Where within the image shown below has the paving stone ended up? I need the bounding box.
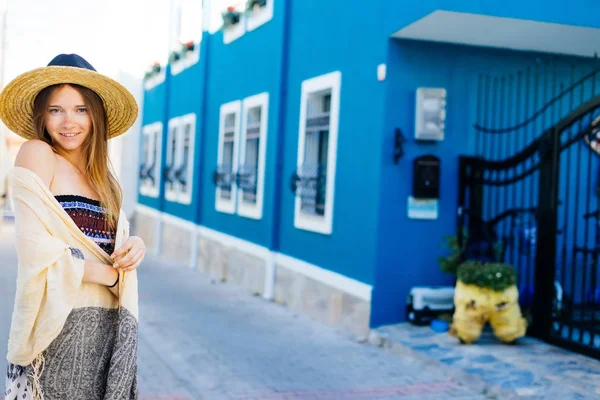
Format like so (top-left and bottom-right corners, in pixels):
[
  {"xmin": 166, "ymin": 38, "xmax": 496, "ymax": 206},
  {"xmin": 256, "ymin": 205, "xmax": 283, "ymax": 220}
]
[{"xmin": 375, "ymin": 321, "xmax": 600, "ymax": 399}]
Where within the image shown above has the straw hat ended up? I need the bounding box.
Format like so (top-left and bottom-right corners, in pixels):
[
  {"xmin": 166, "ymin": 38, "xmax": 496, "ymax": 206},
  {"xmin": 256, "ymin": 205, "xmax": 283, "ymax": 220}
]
[{"xmin": 0, "ymin": 53, "xmax": 138, "ymax": 140}]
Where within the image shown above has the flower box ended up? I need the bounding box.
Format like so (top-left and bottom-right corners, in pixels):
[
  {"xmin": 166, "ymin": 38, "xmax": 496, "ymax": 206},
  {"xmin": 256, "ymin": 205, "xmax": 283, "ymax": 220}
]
[
  {"xmin": 222, "ymin": 6, "xmax": 241, "ymax": 29},
  {"xmin": 144, "ymin": 62, "xmax": 162, "ymax": 81}
]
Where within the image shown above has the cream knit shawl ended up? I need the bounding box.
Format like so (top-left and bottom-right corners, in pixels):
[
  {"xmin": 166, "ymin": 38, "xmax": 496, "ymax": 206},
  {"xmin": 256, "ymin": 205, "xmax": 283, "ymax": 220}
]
[{"xmin": 6, "ymin": 166, "xmax": 139, "ymax": 399}]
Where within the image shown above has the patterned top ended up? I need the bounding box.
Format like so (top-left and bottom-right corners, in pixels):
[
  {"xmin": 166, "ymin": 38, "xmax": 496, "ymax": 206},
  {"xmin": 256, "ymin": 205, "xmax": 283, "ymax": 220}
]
[{"xmin": 54, "ymin": 194, "xmax": 116, "ymax": 256}]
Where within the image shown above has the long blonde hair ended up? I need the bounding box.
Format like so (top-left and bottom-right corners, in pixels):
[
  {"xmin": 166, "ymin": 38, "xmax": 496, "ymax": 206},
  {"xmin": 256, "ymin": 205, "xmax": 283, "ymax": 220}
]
[{"xmin": 32, "ymin": 83, "xmax": 122, "ymax": 231}]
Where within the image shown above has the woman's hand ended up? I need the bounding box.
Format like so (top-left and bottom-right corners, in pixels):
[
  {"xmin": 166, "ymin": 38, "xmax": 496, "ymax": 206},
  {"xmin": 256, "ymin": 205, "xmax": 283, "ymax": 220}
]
[
  {"xmin": 82, "ymin": 260, "xmax": 119, "ymax": 298},
  {"xmin": 83, "ymin": 260, "xmax": 119, "ymax": 286},
  {"xmin": 111, "ymin": 236, "xmax": 146, "ymax": 271}
]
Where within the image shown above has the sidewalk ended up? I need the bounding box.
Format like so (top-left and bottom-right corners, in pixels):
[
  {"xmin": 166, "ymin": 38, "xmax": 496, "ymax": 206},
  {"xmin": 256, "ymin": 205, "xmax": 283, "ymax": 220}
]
[
  {"xmin": 4, "ymin": 217, "xmax": 599, "ymax": 399},
  {"xmin": 0, "ymin": 224, "xmax": 485, "ymax": 400},
  {"xmin": 371, "ymin": 322, "xmax": 600, "ymax": 399}
]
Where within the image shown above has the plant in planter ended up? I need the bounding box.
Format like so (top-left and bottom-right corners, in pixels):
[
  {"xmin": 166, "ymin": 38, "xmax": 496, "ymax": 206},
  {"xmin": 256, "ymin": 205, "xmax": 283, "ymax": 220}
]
[
  {"xmin": 144, "ymin": 62, "xmax": 162, "ymax": 81},
  {"xmin": 246, "ymin": 0, "xmax": 267, "ymax": 12},
  {"xmin": 184, "ymin": 40, "xmax": 195, "ymax": 53},
  {"xmin": 438, "ymin": 231, "xmax": 528, "ymax": 344},
  {"xmin": 169, "ymin": 49, "xmax": 182, "ymax": 64},
  {"xmin": 169, "ymin": 41, "xmax": 196, "ymax": 64},
  {"xmin": 222, "ymin": 6, "xmax": 241, "ymax": 29}
]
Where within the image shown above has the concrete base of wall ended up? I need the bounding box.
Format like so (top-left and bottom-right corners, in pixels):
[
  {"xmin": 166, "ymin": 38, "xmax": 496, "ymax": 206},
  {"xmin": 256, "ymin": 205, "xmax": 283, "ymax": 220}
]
[
  {"xmin": 132, "ymin": 209, "xmax": 371, "ymax": 338},
  {"xmin": 161, "ymin": 221, "xmax": 194, "ymax": 267},
  {"xmin": 196, "ymin": 234, "xmax": 266, "ymax": 296},
  {"xmin": 132, "ymin": 211, "xmax": 158, "ymax": 254},
  {"xmin": 273, "ymin": 265, "xmax": 371, "ymax": 337}
]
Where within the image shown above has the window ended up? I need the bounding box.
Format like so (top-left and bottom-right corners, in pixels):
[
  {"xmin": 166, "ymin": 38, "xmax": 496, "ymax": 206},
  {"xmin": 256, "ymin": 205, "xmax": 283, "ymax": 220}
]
[
  {"xmin": 246, "ymin": 0, "xmax": 273, "ymax": 32},
  {"xmin": 164, "ymin": 114, "xmax": 197, "ymax": 204},
  {"xmin": 170, "ymin": 0, "xmax": 203, "ymax": 75},
  {"xmin": 215, "ymin": 101, "xmax": 241, "ymax": 213},
  {"xmin": 222, "ymin": 2, "xmax": 245, "ymax": 44},
  {"xmin": 139, "ymin": 122, "xmax": 163, "ymax": 198},
  {"xmin": 219, "ymin": 0, "xmax": 273, "ymax": 43},
  {"xmin": 237, "ymin": 93, "xmax": 268, "ymax": 219},
  {"xmin": 293, "ymin": 71, "xmax": 341, "ymax": 235},
  {"xmin": 214, "ymin": 95, "xmax": 269, "ymax": 217},
  {"xmin": 144, "ymin": 63, "xmax": 166, "ymax": 91}
]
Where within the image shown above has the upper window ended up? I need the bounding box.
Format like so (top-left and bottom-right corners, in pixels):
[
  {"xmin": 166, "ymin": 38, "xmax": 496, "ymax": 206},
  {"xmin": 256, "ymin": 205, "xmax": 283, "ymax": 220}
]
[
  {"xmin": 237, "ymin": 93, "xmax": 269, "ymax": 219},
  {"xmin": 144, "ymin": 62, "xmax": 166, "ymax": 91},
  {"xmin": 221, "ymin": 0, "xmax": 274, "ymax": 44},
  {"xmin": 164, "ymin": 114, "xmax": 197, "ymax": 205},
  {"xmin": 170, "ymin": 0, "xmax": 203, "ymax": 75},
  {"xmin": 246, "ymin": 0, "xmax": 273, "ymax": 32},
  {"xmin": 292, "ymin": 71, "xmax": 341, "ymax": 235},
  {"xmin": 221, "ymin": 2, "xmax": 245, "ymax": 44},
  {"xmin": 139, "ymin": 122, "xmax": 163, "ymax": 198}
]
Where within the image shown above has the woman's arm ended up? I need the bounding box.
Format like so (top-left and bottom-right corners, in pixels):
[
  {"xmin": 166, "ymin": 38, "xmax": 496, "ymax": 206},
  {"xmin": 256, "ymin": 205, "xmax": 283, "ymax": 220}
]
[{"xmin": 82, "ymin": 259, "xmax": 119, "ymax": 297}]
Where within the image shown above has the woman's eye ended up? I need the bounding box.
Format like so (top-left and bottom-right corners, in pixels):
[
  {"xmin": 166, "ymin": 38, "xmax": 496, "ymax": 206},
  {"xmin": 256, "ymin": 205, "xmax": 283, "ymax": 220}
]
[
  {"xmin": 49, "ymin": 109, "xmax": 60, "ymax": 114},
  {"xmin": 77, "ymin": 108, "xmax": 87, "ymax": 113}
]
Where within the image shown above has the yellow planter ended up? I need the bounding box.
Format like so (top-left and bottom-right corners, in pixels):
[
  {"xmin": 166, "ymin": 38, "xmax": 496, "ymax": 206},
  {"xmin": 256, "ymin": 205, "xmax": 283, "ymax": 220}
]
[{"xmin": 449, "ymin": 280, "xmax": 528, "ymax": 344}]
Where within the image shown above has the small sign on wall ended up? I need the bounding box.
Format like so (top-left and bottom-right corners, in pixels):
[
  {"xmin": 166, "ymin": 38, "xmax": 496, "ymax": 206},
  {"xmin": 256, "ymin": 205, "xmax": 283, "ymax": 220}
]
[{"xmin": 407, "ymin": 196, "xmax": 439, "ymax": 220}]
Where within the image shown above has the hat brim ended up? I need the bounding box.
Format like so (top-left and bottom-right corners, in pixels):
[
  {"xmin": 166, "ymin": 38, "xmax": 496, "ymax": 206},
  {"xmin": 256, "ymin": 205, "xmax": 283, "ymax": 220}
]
[{"xmin": 0, "ymin": 66, "xmax": 138, "ymax": 140}]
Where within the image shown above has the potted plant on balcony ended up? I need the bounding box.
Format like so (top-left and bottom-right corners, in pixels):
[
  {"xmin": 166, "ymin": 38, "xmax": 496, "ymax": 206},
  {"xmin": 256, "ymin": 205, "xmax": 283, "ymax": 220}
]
[
  {"xmin": 183, "ymin": 40, "xmax": 195, "ymax": 53},
  {"xmin": 222, "ymin": 6, "xmax": 241, "ymax": 29},
  {"xmin": 144, "ymin": 61, "xmax": 162, "ymax": 81},
  {"xmin": 169, "ymin": 49, "xmax": 182, "ymax": 64},
  {"xmin": 438, "ymin": 231, "xmax": 528, "ymax": 344}
]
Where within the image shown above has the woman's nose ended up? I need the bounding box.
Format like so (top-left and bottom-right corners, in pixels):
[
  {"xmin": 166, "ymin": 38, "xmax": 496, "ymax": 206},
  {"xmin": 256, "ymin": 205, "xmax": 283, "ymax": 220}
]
[{"xmin": 61, "ymin": 112, "xmax": 77, "ymax": 128}]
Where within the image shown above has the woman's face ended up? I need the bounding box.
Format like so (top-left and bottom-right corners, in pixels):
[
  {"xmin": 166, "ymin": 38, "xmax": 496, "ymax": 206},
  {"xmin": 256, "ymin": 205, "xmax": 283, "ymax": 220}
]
[{"xmin": 44, "ymin": 84, "xmax": 92, "ymax": 152}]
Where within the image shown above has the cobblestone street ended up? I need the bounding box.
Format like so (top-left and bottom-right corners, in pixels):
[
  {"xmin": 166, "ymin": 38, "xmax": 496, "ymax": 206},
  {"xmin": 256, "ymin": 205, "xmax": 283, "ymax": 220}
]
[{"xmin": 0, "ymin": 224, "xmax": 485, "ymax": 400}]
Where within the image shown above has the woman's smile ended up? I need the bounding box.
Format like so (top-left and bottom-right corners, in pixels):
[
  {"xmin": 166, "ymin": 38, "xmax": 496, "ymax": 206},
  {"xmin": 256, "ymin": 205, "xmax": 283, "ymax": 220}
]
[{"xmin": 59, "ymin": 132, "xmax": 80, "ymax": 138}]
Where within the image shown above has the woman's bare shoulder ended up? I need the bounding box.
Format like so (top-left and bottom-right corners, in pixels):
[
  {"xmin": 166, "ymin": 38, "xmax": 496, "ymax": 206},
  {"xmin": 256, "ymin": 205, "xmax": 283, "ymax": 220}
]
[{"xmin": 14, "ymin": 139, "xmax": 56, "ymax": 186}]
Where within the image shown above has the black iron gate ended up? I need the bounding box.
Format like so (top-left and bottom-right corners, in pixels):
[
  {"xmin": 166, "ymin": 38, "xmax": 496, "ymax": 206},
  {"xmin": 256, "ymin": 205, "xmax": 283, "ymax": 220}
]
[{"xmin": 458, "ymin": 56, "xmax": 600, "ymax": 358}]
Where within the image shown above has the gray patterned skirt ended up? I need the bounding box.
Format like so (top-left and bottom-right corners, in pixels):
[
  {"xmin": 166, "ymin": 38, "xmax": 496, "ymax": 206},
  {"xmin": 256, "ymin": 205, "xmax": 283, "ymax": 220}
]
[{"xmin": 4, "ymin": 306, "xmax": 138, "ymax": 400}]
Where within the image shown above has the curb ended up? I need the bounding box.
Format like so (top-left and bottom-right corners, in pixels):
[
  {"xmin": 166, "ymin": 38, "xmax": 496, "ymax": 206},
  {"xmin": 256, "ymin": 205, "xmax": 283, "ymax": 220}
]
[{"xmin": 362, "ymin": 329, "xmax": 522, "ymax": 400}]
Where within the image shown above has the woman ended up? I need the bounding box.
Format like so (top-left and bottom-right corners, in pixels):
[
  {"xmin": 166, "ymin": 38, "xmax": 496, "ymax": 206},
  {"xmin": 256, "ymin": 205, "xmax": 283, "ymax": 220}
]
[{"xmin": 1, "ymin": 54, "xmax": 144, "ymax": 399}]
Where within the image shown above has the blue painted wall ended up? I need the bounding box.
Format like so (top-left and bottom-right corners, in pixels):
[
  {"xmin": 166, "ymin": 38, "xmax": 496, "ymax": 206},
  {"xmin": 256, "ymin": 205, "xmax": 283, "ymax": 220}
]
[
  {"xmin": 163, "ymin": 55, "xmax": 205, "ymax": 223},
  {"xmin": 138, "ymin": 0, "xmax": 600, "ymax": 327},
  {"xmin": 199, "ymin": 4, "xmax": 286, "ymax": 247},
  {"xmin": 274, "ymin": 0, "xmax": 389, "ymax": 285},
  {"xmin": 138, "ymin": 81, "xmax": 168, "ymax": 210},
  {"xmin": 370, "ymin": 38, "xmax": 600, "ymax": 327}
]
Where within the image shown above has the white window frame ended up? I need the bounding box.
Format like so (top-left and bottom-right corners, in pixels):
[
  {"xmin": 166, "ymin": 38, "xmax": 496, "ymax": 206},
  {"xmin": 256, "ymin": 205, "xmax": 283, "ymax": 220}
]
[
  {"xmin": 237, "ymin": 92, "xmax": 269, "ymax": 220},
  {"xmin": 246, "ymin": 0, "xmax": 274, "ymax": 32},
  {"xmin": 177, "ymin": 113, "xmax": 197, "ymax": 205},
  {"xmin": 139, "ymin": 122, "xmax": 163, "ymax": 198},
  {"xmin": 294, "ymin": 71, "xmax": 341, "ymax": 235},
  {"xmin": 215, "ymin": 100, "xmax": 242, "ymax": 214},
  {"xmin": 165, "ymin": 118, "xmax": 181, "ymax": 203}
]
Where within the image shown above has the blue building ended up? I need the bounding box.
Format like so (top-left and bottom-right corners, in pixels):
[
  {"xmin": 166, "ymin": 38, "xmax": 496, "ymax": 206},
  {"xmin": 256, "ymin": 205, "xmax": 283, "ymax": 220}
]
[{"xmin": 135, "ymin": 0, "xmax": 600, "ymax": 355}]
